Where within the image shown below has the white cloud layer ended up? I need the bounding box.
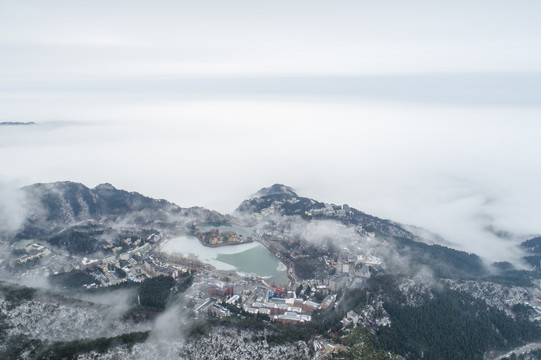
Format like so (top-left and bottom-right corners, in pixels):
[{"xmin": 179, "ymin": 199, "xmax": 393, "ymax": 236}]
[
  {"xmin": 1, "ymin": 0, "xmax": 541, "ymax": 79},
  {"xmin": 1, "ymin": 97, "xmax": 540, "ymax": 263},
  {"xmin": 1, "ymin": 1, "xmax": 541, "ymax": 263}
]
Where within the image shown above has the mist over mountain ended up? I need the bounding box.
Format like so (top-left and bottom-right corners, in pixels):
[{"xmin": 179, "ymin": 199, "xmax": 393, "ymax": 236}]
[
  {"xmin": 250, "ymin": 184, "xmax": 298, "ymax": 199},
  {"xmin": 240, "ymin": 184, "xmax": 428, "ymax": 240},
  {"xmin": 1, "ymin": 181, "xmax": 541, "ymax": 360},
  {"xmin": 23, "ymin": 181, "xmax": 228, "ymax": 223},
  {"xmin": 2, "ymin": 1, "xmax": 541, "ymax": 358},
  {"xmin": 6, "ymin": 180, "xmax": 539, "ymax": 280},
  {"xmin": 18, "ymin": 181, "xmax": 226, "ymax": 234},
  {"xmin": 8, "ymin": 181, "xmax": 536, "ymax": 274}
]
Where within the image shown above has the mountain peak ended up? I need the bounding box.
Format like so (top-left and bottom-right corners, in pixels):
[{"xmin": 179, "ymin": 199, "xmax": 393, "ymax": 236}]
[
  {"xmin": 252, "ymin": 184, "xmax": 298, "ymax": 198},
  {"xmin": 93, "ymin": 183, "xmax": 117, "ymax": 191}
]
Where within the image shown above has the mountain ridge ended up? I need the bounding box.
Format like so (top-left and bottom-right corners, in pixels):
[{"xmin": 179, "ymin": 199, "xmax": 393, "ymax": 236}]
[
  {"xmin": 12, "ymin": 180, "xmax": 540, "ymax": 276},
  {"xmin": 16, "ymin": 181, "xmax": 227, "ymax": 243},
  {"xmin": 2, "ymin": 180, "xmax": 541, "ymax": 360}
]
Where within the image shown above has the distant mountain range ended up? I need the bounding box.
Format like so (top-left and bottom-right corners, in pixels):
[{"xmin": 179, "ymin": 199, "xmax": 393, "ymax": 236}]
[
  {"xmin": 0, "ymin": 121, "xmax": 35, "ymax": 126},
  {"xmin": 12, "ymin": 181, "xmax": 539, "ymax": 279}
]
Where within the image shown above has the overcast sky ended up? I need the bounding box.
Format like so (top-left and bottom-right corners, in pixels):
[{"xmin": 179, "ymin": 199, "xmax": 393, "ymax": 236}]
[{"xmin": 1, "ymin": 0, "xmax": 541, "ymax": 263}]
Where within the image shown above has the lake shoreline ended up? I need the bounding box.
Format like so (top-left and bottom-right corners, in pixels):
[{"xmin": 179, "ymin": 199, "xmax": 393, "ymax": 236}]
[
  {"xmin": 160, "ymin": 234, "xmax": 289, "ymax": 285},
  {"xmin": 196, "ymin": 237, "xmax": 254, "ymax": 248}
]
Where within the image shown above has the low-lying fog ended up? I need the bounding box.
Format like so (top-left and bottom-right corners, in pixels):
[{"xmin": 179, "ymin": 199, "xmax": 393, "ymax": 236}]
[{"xmin": 2, "ymin": 94, "xmax": 540, "ymax": 263}]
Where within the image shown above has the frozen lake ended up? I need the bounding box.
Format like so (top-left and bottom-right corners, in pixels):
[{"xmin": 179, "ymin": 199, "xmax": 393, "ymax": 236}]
[{"xmin": 161, "ymin": 235, "xmax": 288, "ymax": 286}]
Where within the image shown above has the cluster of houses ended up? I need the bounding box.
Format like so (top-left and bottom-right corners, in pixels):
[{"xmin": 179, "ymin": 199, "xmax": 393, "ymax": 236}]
[
  {"xmin": 12, "ymin": 243, "xmax": 51, "ymax": 265},
  {"xmin": 197, "ymin": 229, "xmax": 254, "ymax": 246},
  {"xmin": 244, "ymin": 297, "xmax": 319, "ymax": 324},
  {"xmin": 305, "ymin": 204, "xmax": 352, "ymax": 217},
  {"xmin": 191, "ymin": 278, "xmax": 334, "ymax": 324}
]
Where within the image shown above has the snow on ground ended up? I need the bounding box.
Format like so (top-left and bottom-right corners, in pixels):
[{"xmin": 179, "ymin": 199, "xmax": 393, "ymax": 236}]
[
  {"xmin": 443, "ymin": 279, "xmax": 532, "ymax": 311},
  {"xmin": 0, "ymin": 295, "xmax": 151, "ymax": 342},
  {"xmin": 78, "ymin": 327, "xmax": 310, "ymax": 360}
]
